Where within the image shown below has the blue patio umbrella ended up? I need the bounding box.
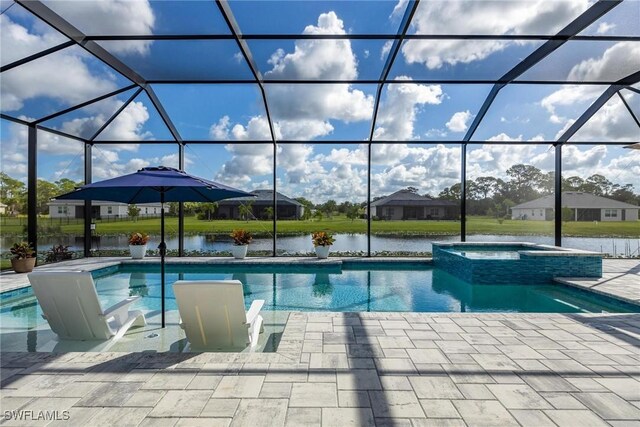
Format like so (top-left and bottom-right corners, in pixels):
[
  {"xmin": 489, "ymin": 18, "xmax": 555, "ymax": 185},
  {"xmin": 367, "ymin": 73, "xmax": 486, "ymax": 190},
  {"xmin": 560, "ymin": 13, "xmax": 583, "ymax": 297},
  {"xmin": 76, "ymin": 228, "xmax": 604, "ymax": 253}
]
[{"xmin": 55, "ymin": 166, "xmax": 255, "ymax": 327}]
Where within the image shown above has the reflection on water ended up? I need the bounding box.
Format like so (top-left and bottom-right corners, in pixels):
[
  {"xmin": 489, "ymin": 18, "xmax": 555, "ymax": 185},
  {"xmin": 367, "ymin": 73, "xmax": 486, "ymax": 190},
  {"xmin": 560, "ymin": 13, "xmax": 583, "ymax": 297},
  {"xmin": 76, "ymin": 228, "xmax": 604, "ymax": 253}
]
[{"xmin": 2, "ymin": 233, "xmax": 637, "ymax": 256}]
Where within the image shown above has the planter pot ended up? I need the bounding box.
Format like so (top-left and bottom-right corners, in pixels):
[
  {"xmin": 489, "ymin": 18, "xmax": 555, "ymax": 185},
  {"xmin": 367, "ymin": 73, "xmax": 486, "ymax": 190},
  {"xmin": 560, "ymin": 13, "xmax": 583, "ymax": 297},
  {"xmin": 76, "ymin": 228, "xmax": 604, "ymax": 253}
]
[
  {"xmin": 129, "ymin": 245, "xmax": 147, "ymax": 259},
  {"xmin": 231, "ymin": 244, "xmax": 249, "ymax": 259},
  {"xmin": 315, "ymin": 245, "xmax": 331, "ymax": 259},
  {"xmin": 11, "ymin": 257, "xmax": 36, "ymax": 273}
]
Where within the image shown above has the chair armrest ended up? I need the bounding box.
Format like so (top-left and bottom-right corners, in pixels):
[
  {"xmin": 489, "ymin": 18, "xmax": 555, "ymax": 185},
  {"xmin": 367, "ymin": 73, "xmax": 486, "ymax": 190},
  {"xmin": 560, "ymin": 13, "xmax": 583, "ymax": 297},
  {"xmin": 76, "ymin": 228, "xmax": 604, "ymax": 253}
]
[
  {"xmin": 103, "ymin": 296, "xmax": 140, "ymax": 323},
  {"xmin": 245, "ymin": 300, "xmax": 265, "ymax": 326}
]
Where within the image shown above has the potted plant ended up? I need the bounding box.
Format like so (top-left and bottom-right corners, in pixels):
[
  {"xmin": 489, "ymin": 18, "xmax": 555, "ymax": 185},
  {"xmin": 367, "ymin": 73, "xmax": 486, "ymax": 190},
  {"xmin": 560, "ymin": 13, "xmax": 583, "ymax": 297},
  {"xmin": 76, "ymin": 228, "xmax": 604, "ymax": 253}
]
[
  {"xmin": 230, "ymin": 229, "xmax": 252, "ymax": 259},
  {"xmin": 10, "ymin": 242, "xmax": 36, "ymax": 273},
  {"xmin": 312, "ymin": 231, "xmax": 335, "ymax": 259},
  {"xmin": 45, "ymin": 245, "xmax": 73, "ymax": 263},
  {"xmin": 128, "ymin": 232, "xmax": 149, "ymax": 259}
]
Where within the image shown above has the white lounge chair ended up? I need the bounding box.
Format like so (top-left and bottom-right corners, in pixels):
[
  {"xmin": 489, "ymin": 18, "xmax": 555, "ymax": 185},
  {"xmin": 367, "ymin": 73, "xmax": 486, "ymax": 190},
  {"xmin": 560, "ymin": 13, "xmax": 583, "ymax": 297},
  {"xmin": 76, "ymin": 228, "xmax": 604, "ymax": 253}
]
[
  {"xmin": 27, "ymin": 271, "xmax": 146, "ymax": 341},
  {"xmin": 173, "ymin": 280, "xmax": 264, "ymax": 351}
]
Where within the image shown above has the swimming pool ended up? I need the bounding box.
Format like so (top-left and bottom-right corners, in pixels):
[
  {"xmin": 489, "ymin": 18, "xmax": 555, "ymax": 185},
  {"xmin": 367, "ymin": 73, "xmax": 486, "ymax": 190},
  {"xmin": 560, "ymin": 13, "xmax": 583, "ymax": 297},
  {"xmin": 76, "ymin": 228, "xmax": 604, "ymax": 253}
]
[{"xmin": 2, "ymin": 262, "xmax": 637, "ymax": 317}]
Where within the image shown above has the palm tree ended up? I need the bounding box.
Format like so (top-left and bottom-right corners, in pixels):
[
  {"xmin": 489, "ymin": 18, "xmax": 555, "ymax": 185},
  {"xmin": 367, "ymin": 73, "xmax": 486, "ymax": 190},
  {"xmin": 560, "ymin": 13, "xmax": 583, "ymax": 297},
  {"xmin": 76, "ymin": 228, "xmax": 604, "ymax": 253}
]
[
  {"xmin": 264, "ymin": 206, "xmax": 274, "ymax": 220},
  {"xmin": 238, "ymin": 201, "xmax": 254, "ymax": 222}
]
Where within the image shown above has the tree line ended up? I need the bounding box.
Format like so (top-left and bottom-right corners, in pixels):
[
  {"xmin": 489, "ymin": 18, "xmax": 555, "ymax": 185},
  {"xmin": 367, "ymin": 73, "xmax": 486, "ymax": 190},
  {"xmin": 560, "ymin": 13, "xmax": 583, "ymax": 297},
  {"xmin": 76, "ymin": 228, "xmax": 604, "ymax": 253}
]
[{"xmin": 2, "ymin": 165, "xmax": 637, "ymax": 220}]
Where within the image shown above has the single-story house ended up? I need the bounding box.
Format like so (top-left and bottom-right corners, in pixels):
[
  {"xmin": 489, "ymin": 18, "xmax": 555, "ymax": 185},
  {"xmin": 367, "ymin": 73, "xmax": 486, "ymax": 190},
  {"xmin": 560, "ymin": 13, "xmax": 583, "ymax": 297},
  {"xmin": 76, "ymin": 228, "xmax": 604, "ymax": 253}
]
[
  {"xmin": 215, "ymin": 189, "xmax": 304, "ymax": 220},
  {"xmin": 48, "ymin": 200, "xmax": 168, "ymax": 219},
  {"xmin": 511, "ymin": 192, "xmax": 639, "ymax": 222},
  {"xmin": 0, "ymin": 202, "xmax": 7, "ymax": 215},
  {"xmin": 369, "ymin": 190, "xmax": 458, "ymax": 220}
]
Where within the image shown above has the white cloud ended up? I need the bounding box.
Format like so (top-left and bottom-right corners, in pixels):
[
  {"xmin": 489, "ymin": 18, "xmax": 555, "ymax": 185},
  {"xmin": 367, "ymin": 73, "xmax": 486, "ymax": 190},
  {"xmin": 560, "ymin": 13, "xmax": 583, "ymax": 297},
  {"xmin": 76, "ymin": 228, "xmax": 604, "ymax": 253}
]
[
  {"xmin": 596, "ymin": 22, "xmax": 616, "ymax": 35},
  {"xmin": 374, "ymin": 77, "xmax": 443, "ymax": 140},
  {"xmin": 568, "ymin": 41, "xmax": 640, "ymax": 82},
  {"xmin": 569, "ymin": 96, "xmax": 640, "ymax": 142},
  {"xmin": 210, "ymin": 11, "xmax": 374, "ymax": 141},
  {"xmin": 94, "ymin": 101, "xmax": 153, "ymax": 142},
  {"xmin": 0, "ymin": 13, "xmax": 66, "ymax": 65},
  {"xmin": 401, "ymin": 0, "xmax": 589, "ymax": 69},
  {"xmin": 446, "ymin": 110, "xmax": 473, "ymax": 133},
  {"xmin": 46, "ymin": 0, "xmax": 155, "ymax": 54}
]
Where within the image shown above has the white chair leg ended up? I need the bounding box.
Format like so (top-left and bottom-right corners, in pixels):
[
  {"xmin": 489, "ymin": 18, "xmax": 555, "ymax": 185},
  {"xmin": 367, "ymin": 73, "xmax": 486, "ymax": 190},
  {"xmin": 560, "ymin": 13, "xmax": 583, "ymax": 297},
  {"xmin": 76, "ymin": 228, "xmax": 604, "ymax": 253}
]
[{"xmin": 250, "ymin": 315, "xmax": 264, "ymax": 348}]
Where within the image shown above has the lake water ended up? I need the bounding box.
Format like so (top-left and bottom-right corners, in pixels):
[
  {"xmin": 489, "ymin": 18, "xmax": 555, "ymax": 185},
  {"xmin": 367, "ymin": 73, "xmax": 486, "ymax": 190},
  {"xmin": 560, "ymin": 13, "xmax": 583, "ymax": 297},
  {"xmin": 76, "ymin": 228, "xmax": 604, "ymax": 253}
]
[{"xmin": 4, "ymin": 233, "xmax": 639, "ymax": 257}]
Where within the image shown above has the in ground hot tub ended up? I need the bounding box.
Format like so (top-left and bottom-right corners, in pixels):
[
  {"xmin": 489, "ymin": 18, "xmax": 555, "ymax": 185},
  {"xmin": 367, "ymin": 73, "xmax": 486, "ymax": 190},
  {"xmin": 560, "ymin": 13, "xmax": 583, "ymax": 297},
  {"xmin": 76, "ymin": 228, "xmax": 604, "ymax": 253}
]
[{"xmin": 433, "ymin": 242, "xmax": 603, "ymax": 284}]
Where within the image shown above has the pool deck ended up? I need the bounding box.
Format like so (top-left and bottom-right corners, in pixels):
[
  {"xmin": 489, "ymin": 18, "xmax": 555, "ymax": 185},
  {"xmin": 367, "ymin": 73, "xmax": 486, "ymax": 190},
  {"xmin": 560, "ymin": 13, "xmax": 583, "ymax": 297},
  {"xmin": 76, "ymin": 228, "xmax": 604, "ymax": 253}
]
[
  {"xmin": 555, "ymin": 260, "xmax": 640, "ymax": 306},
  {"xmin": 2, "ymin": 311, "xmax": 640, "ymax": 426}
]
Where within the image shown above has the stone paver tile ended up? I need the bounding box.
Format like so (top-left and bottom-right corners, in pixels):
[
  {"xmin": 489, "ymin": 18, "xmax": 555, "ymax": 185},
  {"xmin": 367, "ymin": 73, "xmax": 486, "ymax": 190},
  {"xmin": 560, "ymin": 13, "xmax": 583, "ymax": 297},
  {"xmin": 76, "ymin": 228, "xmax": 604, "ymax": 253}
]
[
  {"xmin": 486, "ymin": 384, "xmax": 551, "ymax": 409},
  {"xmin": 375, "ymin": 358, "xmax": 417, "ymax": 375},
  {"xmin": 521, "ymin": 374, "xmax": 579, "ymax": 392},
  {"xmin": 380, "ymin": 376, "xmax": 412, "ymax": 391},
  {"xmin": 540, "ymin": 392, "xmax": 586, "ymax": 409},
  {"xmin": 338, "ymin": 390, "xmax": 370, "ymax": 407},
  {"xmin": 175, "ymin": 419, "xmax": 230, "ymax": 427},
  {"xmin": 309, "ymin": 353, "xmax": 348, "ymax": 370},
  {"xmin": 408, "ymin": 376, "xmax": 463, "ymax": 399},
  {"xmin": 337, "ymin": 369, "xmax": 382, "ymax": 390},
  {"xmin": 80, "ymin": 407, "xmax": 150, "ymax": 427},
  {"xmin": 47, "ymin": 407, "xmax": 102, "ymax": 426},
  {"xmin": 285, "ymin": 408, "xmax": 321, "ymax": 427},
  {"xmin": 407, "ymin": 349, "xmax": 449, "ymax": 364},
  {"xmin": 380, "ymin": 320, "xmax": 412, "ymax": 330},
  {"xmin": 6, "ymin": 374, "xmax": 83, "ymax": 397},
  {"xmin": 187, "ymin": 374, "xmax": 223, "ymax": 390},
  {"xmin": 383, "ymin": 348, "xmax": 409, "ymax": 358},
  {"xmin": 308, "ymin": 371, "xmax": 336, "ymax": 383},
  {"xmin": 410, "ymin": 418, "xmax": 466, "ymax": 426},
  {"xmin": 259, "ymin": 382, "xmax": 292, "ymax": 398},
  {"xmin": 406, "ymin": 330, "xmax": 440, "ymax": 341},
  {"xmin": 582, "ymin": 341, "xmax": 633, "ymax": 355},
  {"xmin": 76, "ymin": 382, "xmax": 143, "ymax": 407},
  {"xmin": 200, "ymin": 398, "xmax": 240, "ymax": 417},
  {"xmin": 470, "ymin": 354, "xmax": 520, "ymax": 371},
  {"xmin": 230, "ymin": 398, "xmax": 288, "ymax": 427},
  {"xmin": 149, "ymin": 390, "xmax": 212, "ymax": 417},
  {"xmin": 122, "ymin": 390, "xmax": 165, "ymax": 407},
  {"xmin": 265, "ymin": 364, "xmax": 308, "ymax": 383},
  {"xmin": 322, "ymin": 408, "xmax": 375, "ymax": 427},
  {"xmin": 0, "ymin": 397, "xmax": 32, "ymax": 413},
  {"xmin": 540, "ymin": 358, "xmax": 594, "ymax": 375},
  {"xmin": 142, "ymin": 371, "xmax": 196, "ymax": 390},
  {"xmin": 574, "ymin": 392, "xmax": 640, "ymax": 420},
  {"xmin": 290, "ymin": 383, "xmax": 337, "ymax": 408},
  {"xmin": 562, "ymin": 350, "xmax": 615, "ymax": 366},
  {"xmin": 544, "ymin": 410, "xmax": 609, "ymax": 426},
  {"xmin": 452, "ymin": 400, "xmax": 519, "ymax": 427},
  {"xmin": 48, "ymin": 381, "xmax": 102, "ymax": 398},
  {"xmin": 510, "ymin": 410, "xmax": 556, "ymax": 427},
  {"xmin": 595, "ymin": 377, "xmax": 640, "ymax": 400},
  {"xmin": 442, "ymin": 364, "xmax": 494, "ymax": 384},
  {"xmin": 457, "ymin": 384, "xmax": 495, "ymax": 400},
  {"xmin": 566, "ymin": 377, "xmax": 609, "ymax": 392},
  {"xmin": 435, "ymin": 341, "xmax": 476, "ymax": 354},
  {"xmin": 378, "ymin": 336, "xmax": 415, "ymax": 349},
  {"xmin": 368, "ymin": 390, "xmax": 425, "ymax": 418},
  {"xmin": 212, "ymin": 376, "xmax": 264, "ymax": 398},
  {"xmin": 499, "ymin": 345, "xmax": 544, "ymax": 359},
  {"xmin": 348, "ymin": 358, "xmax": 376, "ymax": 369},
  {"xmin": 419, "ymin": 399, "xmax": 460, "ymax": 418}
]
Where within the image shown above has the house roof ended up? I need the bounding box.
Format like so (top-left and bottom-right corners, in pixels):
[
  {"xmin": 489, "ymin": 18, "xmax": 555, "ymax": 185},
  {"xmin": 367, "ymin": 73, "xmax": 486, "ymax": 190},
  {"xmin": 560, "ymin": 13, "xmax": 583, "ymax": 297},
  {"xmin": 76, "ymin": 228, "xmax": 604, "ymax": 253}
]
[
  {"xmin": 512, "ymin": 192, "xmax": 639, "ymax": 210},
  {"xmin": 48, "ymin": 200, "xmax": 164, "ymax": 207},
  {"xmin": 217, "ymin": 190, "xmax": 302, "ymax": 206},
  {"xmin": 371, "ymin": 190, "xmax": 458, "ymax": 207}
]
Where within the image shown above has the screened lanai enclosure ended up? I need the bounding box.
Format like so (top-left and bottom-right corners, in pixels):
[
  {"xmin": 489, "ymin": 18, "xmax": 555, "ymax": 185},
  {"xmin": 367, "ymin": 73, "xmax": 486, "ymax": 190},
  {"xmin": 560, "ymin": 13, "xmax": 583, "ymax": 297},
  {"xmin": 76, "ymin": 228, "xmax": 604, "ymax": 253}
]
[{"xmin": 1, "ymin": 0, "xmax": 639, "ymax": 263}]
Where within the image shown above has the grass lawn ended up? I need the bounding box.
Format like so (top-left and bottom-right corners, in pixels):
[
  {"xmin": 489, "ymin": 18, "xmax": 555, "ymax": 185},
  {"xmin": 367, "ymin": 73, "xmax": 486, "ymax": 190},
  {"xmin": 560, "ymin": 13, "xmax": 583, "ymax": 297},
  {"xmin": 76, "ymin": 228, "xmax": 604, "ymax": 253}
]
[{"xmin": 2, "ymin": 215, "xmax": 637, "ymax": 238}]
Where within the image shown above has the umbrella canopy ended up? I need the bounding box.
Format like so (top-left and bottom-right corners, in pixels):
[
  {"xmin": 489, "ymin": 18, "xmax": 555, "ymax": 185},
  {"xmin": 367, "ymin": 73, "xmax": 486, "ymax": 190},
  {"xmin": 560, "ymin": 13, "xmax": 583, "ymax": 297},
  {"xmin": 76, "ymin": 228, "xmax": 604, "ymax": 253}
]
[
  {"xmin": 55, "ymin": 166, "xmax": 255, "ymax": 328},
  {"xmin": 55, "ymin": 166, "xmax": 251, "ymax": 203}
]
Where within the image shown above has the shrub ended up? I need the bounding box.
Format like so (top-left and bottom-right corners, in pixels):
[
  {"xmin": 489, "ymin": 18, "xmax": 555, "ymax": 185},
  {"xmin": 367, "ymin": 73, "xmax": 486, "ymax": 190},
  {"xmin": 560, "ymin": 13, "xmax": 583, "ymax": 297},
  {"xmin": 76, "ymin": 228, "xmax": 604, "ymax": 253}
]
[
  {"xmin": 230, "ymin": 229, "xmax": 253, "ymax": 245},
  {"xmin": 128, "ymin": 232, "xmax": 150, "ymax": 245},
  {"xmin": 10, "ymin": 242, "xmax": 35, "ymax": 259},
  {"xmin": 45, "ymin": 245, "xmax": 73, "ymax": 263},
  {"xmin": 311, "ymin": 231, "xmax": 335, "ymax": 247}
]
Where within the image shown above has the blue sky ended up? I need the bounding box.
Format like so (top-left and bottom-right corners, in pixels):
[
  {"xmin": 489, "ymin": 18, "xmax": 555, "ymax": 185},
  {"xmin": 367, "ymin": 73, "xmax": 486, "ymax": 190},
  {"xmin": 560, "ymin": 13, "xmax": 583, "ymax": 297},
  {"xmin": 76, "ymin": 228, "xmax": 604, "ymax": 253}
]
[{"xmin": 1, "ymin": 0, "xmax": 639, "ymax": 202}]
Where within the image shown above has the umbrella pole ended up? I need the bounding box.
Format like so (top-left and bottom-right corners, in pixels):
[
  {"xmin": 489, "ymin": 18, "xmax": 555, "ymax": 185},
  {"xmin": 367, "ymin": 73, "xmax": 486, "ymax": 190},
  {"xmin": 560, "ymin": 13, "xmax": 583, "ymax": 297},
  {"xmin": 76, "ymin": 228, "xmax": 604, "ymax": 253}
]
[{"xmin": 160, "ymin": 191, "xmax": 166, "ymax": 328}]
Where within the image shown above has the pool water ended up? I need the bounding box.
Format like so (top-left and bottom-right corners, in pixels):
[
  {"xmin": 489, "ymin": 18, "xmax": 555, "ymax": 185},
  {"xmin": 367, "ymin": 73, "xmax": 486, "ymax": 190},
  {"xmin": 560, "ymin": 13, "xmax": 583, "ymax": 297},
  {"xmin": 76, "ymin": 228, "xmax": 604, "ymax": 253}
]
[{"xmin": 2, "ymin": 263, "xmax": 636, "ymax": 320}]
